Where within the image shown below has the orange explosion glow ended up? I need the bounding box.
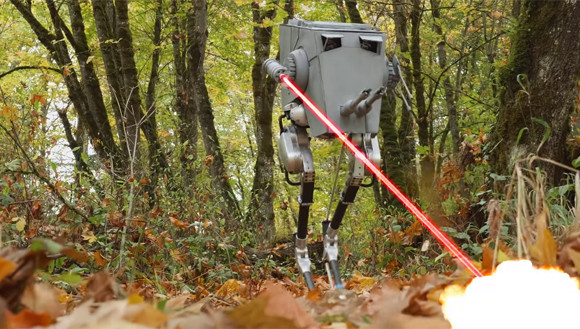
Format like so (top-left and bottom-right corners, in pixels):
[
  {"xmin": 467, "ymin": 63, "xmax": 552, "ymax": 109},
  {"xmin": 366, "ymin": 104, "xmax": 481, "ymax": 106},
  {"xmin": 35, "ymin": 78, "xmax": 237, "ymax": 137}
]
[{"xmin": 440, "ymin": 260, "xmax": 580, "ymax": 329}]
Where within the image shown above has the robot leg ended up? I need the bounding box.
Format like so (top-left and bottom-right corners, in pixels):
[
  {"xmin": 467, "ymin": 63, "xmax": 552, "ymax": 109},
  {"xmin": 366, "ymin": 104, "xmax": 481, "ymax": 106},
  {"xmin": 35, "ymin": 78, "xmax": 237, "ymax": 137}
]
[
  {"xmin": 279, "ymin": 124, "xmax": 316, "ymax": 290},
  {"xmin": 323, "ymin": 134, "xmax": 380, "ymax": 288}
]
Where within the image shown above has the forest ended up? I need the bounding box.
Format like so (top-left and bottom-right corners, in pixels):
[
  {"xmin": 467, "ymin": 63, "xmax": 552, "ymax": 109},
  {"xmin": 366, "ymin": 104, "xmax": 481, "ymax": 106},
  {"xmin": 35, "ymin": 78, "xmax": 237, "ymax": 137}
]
[{"xmin": 0, "ymin": 0, "xmax": 579, "ymax": 328}]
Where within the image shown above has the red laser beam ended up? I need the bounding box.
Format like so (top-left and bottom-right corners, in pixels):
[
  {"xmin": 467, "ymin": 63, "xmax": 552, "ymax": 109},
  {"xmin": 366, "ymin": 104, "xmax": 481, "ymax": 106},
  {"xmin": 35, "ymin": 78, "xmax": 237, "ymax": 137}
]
[{"xmin": 280, "ymin": 74, "xmax": 483, "ymax": 278}]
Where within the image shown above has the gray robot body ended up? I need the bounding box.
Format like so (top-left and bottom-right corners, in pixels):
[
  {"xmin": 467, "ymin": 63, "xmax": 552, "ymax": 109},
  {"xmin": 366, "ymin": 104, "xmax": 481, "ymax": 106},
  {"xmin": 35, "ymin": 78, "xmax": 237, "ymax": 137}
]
[
  {"xmin": 279, "ymin": 19, "xmax": 386, "ymax": 137},
  {"xmin": 263, "ymin": 19, "xmax": 404, "ymax": 290}
]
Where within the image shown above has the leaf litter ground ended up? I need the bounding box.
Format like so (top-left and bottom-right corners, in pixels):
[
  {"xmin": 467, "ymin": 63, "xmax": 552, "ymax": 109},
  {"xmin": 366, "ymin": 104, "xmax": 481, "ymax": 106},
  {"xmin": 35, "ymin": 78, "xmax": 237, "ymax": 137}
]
[
  {"xmin": 5, "ymin": 221, "xmax": 580, "ymax": 329},
  {"xmin": 0, "ymin": 243, "xmax": 460, "ymax": 329}
]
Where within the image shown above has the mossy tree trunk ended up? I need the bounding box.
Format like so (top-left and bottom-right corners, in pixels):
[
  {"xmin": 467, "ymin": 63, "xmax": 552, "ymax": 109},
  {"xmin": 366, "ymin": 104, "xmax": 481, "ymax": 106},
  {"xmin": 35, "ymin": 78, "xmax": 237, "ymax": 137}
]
[
  {"xmin": 246, "ymin": 0, "xmax": 280, "ymax": 246},
  {"xmin": 410, "ymin": 0, "xmax": 435, "ymax": 203},
  {"xmin": 489, "ymin": 0, "xmax": 580, "ymax": 186},
  {"xmin": 190, "ymin": 0, "xmax": 241, "ymax": 227}
]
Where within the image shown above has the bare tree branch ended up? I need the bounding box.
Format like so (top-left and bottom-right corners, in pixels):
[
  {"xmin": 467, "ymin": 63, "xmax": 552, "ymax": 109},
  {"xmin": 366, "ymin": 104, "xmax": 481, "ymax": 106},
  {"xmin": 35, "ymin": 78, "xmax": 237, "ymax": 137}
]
[{"xmin": 0, "ymin": 65, "xmax": 62, "ymax": 80}]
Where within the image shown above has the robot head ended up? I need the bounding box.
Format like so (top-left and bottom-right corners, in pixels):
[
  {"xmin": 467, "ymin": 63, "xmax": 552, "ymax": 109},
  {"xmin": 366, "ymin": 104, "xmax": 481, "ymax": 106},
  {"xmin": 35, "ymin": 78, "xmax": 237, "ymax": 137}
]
[{"xmin": 279, "ymin": 19, "xmax": 387, "ymax": 138}]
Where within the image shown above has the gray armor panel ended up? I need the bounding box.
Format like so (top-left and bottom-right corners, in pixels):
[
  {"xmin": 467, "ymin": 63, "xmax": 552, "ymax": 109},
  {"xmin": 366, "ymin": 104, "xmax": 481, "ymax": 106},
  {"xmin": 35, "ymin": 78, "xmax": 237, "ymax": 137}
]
[{"xmin": 279, "ymin": 19, "xmax": 386, "ymax": 137}]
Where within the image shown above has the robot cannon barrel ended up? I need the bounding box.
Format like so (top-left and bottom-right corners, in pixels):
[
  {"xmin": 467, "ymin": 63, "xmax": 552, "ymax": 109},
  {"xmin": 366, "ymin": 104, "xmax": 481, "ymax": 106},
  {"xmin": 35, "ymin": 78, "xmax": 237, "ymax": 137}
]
[
  {"xmin": 263, "ymin": 59, "xmax": 286, "ymax": 82},
  {"xmin": 356, "ymin": 87, "xmax": 385, "ymax": 117}
]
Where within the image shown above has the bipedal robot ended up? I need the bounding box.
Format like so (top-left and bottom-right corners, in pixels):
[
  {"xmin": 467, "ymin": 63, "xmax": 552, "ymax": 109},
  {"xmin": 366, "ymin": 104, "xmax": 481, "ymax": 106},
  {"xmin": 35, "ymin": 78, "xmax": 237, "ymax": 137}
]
[{"xmin": 263, "ymin": 19, "xmax": 410, "ymax": 290}]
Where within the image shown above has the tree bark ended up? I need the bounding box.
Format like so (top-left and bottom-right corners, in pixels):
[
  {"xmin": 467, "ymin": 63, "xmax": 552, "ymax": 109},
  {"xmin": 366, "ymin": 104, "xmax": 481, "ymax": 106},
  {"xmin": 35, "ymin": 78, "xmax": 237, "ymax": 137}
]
[
  {"xmin": 489, "ymin": 0, "xmax": 580, "ymax": 186},
  {"xmin": 10, "ymin": 0, "xmax": 124, "ymax": 173},
  {"xmin": 393, "ymin": 1, "xmax": 418, "ymax": 199},
  {"xmin": 411, "ymin": 0, "xmax": 433, "ymax": 200},
  {"xmin": 171, "ymin": 0, "xmax": 199, "ymax": 189},
  {"xmin": 345, "ymin": 0, "xmax": 363, "ymax": 24},
  {"xmin": 143, "ymin": 0, "xmax": 167, "ymax": 204},
  {"xmin": 114, "ymin": 0, "xmax": 143, "ymax": 158},
  {"xmin": 91, "ymin": 0, "xmax": 128, "ymax": 151},
  {"xmin": 246, "ymin": 0, "xmax": 279, "ymax": 246},
  {"xmin": 334, "ymin": 0, "xmax": 347, "ymax": 23},
  {"xmin": 190, "ymin": 0, "xmax": 241, "ymax": 227},
  {"xmin": 431, "ymin": 0, "xmax": 460, "ymax": 154}
]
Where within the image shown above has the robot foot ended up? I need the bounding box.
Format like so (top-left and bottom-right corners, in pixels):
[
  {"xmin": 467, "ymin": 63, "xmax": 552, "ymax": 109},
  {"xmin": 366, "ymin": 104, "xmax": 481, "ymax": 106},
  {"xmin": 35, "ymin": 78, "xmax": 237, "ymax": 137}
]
[
  {"xmin": 322, "ymin": 221, "xmax": 343, "ymax": 289},
  {"xmin": 295, "ymin": 236, "xmax": 315, "ymax": 290}
]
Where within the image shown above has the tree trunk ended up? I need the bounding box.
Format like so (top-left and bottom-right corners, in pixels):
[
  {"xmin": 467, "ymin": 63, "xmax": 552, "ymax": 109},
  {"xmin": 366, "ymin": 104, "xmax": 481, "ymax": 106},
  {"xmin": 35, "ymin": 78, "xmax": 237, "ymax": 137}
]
[
  {"xmin": 489, "ymin": 0, "xmax": 580, "ymax": 186},
  {"xmin": 431, "ymin": 0, "xmax": 460, "ymax": 154},
  {"xmin": 334, "ymin": 0, "xmax": 347, "ymax": 23},
  {"xmin": 246, "ymin": 0, "xmax": 279, "ymax": 246},
  {"xmin": 171, "ymin": 0, "xmax": 199, "ymax": 189},
  {"xmin": 91, "ymin": 0, "xmax": 128, "ymax": 152},
  {"xmin": 143, "ymin": 0, "xmax": 166, "ymax": 204},
  {"xmin": 393, "ymin": 1, "xmax": 418, "ymax": 199},
  {"xmin": 114, "ymin": 0, "xmax": 143, "ymax": 158},
  {"xmin": 190, "ymin": 0, "xmax": 241, "ymax": 227},
  {"xmin": 10, "ymin": 0, "xmax": 125, "ymax": 173},
  {"xmin": 345, "ymin": 0, "xmax": 363, "ymax": 24},
  {"xmin": 410, "ymin": 0, "xmax": 434, "ymax": 201}
]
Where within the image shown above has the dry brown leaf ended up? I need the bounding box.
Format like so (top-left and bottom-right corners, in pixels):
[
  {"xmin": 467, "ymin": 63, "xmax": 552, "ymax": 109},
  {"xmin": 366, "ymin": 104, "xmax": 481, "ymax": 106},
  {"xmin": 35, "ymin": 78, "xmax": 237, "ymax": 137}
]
[
  {"xmin": 215, "ymin": 279, "xmax": 244, "ymax": 299},
  {"xmin": 530, "ymin": 209, "xmax": 558, "ymax": 266},
  {"xmin": 530, "ymin": 228, "xmax": 558, "ymax": 266},
  {"xmin": 168, "ymin": 309, "xmax": 235, "ymax": 329},
  {"xmin": 381, "ymin": 313, "xmax": 451, "ymax": 329},
  {"xmin": 21, "ymin": 283, "xmax": 66, "ymax": 319},
  {"xmin": 306, "ymin": 288, "xmax": 322, "ymax": 302},
  {"xmin": 481, "ymin": 245, "xmax": 494, "ymax": 271},
  {"xmin": 486, "ymin": 199, "xmax": 503, "ymax": 241},
  {"xmin": 123, "ymin": 303, "xmax": 168, "ymax": 328},
  {"xmin": 0, "ymin": 258, "xmax": 17, "ymax": 282},
  {"xmin": 345, "ymin": 271, "xmax": 377, "ymax": 295},
  {"xmin": 557, "ymin": 231, "xmax": 580, "ymax": 276},
  {"xmin": 61, "ymin": 248, "xmax": 90, "ymax": 263},
  {"xmin": 0, "ymin": 248, "xmax": 53, "ymax": 312},
  {"xmin": 164, "ymin": 294, "xmax": 191, "ymax": 312},
  {"xmin": 93, "ymin": 251, "xmax": 109, "ymax": 267},
  {"xmin": 83, "ymin": 272, "xmax": 120, "ymax": 303},
  {"xmin": 228, "ymin": 283, "xmax": 319, "ymax": 329},
  {"xmin": 370, "ymin": 277, "xmax": 451, "ymax": 329},
  {"xmin": 6, "ymin": 309, "xmax": 53, "ymax": 328}
]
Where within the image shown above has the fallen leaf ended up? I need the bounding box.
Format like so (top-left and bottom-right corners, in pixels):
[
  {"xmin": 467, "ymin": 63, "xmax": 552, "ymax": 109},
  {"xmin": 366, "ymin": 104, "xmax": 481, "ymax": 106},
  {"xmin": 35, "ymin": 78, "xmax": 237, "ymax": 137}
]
[
  {"xmin": 6, "ymin": 309, "xmax": 52, "ymax": 328},
  {"xmin": 215, "ymin": 279, "xmax": 243, "ymax": 299},
  {"xmin": 21, "ymin": 283, "xmax": 66, "ymax": 319},
  {"xmin": 557, "ymin": 231, "xmax": 580, "ymax": 276},
  {"xmin": 530, "ymin": 228, "xmax": 558, "ymax": 266},
  {"xmin": 305, "ymin": 288, "xmax": 322, "ymax": 302},
  {"xmin": 0, "ymin": 258, "xmax": 17, "ymax": 282},
  {"xmin": 93, "ymin": 251, "xmax": 110, "ymax": 266},
  {"xmin": 345, "ymin": 271, "xmax": 377, "ymax": 294},
  {"xmin": 169, "ymin": 215, "xmax": 188, "ymax": 230},
  {"xmin": 83, "ymin": 272, "xmax": 119, "ymax": 303},
  {"xmin": 124, "ymin": 303, "xmax": 168, "ymax": 328},
  {"xmin": 228, "ymin": 283, "xmax": 318, "ymax": 328}
]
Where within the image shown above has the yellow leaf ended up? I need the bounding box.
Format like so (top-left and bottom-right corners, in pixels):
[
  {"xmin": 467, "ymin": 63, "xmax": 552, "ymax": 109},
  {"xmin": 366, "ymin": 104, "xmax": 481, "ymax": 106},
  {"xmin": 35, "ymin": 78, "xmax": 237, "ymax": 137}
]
[
  {"xmin": 1, "ymin": 105, "xmax": 17, "ymax": 121},
  {"xmin": 530, "ymin": 228, "xmax": 558, "ymax": 266},
  {"xmin": 127, "ymin": 293, "xmax": 144, "ymax": 305},
  {"xmin": 345, "ymin": 270, "xmax": 377, "ymax": 294},
  {"xmin": 13, "ymin": 216, "xmax": 26, "ymax": 232},
  {"xmin": 82, "ymin": 230, "xmax": 97, "ymax": 244},
  {"xmin": 216, "ymin": 279, "xmax": 242, "ymax": 298}
]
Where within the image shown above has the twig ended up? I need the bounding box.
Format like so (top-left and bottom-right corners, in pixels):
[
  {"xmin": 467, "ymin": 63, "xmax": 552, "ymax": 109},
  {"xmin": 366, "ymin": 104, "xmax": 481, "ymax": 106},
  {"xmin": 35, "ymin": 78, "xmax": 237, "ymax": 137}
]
[{"xmin": 0, "ymin": 122, "xmax": 90, "ymax": 222}]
